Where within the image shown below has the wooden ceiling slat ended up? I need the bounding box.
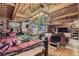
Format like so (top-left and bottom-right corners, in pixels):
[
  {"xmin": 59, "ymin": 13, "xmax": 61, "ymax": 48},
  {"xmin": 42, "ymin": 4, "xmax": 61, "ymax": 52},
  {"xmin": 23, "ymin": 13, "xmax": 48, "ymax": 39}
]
[
  {"xmin": 15, "ymin": 3, "xmax": 42, "ymax": 20},
  {"xmin": 49, "ymin": 3, "xmax": 73, "ymax": 13},
  {"xmin": 5, "ymin": 4, "xmax": 15, "ymax": 7},
  {"xmin": 0, "ymin": 3, "xmax": 78, "ymax": 23},
  {"xmin": 53, "ymin": 12, "xmax": 78, "ymax": 20},
  {"xmin": 51, "ymin": 3, "xmax": 78, "ymax": 19},
  {"xmin": 0, "ymin": 3, "xmax": 15, "ymax": 19},
  {"xmin": 16, "ymin": 13, "xmax": 27, "ymax": 18},
  {"xmin": 12, "ymin": 4, "xmax": 20, "ymax": 20}
]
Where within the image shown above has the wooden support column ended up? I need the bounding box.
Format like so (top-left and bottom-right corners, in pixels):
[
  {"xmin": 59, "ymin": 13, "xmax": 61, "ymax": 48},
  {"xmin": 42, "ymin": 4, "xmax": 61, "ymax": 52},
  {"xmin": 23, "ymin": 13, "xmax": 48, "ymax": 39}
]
[
  {"xmin": 78, "ymin": 3, "xmax": 79, "ymax": 40},
  {"xmin": 43, "ymin": 37, "xmax": 48, "ymax": 56},
  {"xmin": 6, "ymin": 21, "xmax": 8, "ymax": 30},
  {"xmin": 20, "ymin": 22, "xmax": 22, "ymax": 30},
  {"xmin": 12, "ymin": 4, "xmax": 20, "ymax": 20}
]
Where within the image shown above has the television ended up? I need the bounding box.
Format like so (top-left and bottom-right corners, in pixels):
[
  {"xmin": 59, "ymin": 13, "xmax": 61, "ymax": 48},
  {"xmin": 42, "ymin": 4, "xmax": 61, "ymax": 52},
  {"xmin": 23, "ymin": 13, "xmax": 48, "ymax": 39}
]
[
  {"xmin": 58, "ymin": 27, "xmax": 68, "ymax": 32},
  {"xmin": 51, "ymin": 36, "xmax": 60, "ymax": 43}
]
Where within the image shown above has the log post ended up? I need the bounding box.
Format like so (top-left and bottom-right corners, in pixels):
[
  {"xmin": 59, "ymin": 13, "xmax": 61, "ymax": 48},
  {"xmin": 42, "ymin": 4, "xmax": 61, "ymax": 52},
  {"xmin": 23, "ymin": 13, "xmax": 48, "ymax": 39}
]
[{"xmin": 43, "ymin": 37, "xmax": 48, "ymax": 56}]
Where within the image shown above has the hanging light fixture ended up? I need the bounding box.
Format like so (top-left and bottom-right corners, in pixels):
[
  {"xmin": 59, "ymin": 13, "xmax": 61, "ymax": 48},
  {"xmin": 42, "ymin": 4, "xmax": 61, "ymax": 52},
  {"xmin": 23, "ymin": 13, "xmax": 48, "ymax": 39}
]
[{"xmin": 40, "ymin": 4, "xmax": 44, "ymax": 8}]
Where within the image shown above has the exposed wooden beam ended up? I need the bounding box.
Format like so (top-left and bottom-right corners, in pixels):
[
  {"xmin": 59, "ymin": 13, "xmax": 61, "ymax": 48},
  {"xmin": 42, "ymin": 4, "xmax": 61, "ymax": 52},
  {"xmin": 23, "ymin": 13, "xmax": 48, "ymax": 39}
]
[
  {"xmin": 13, "ymin": 4, "xmax": 30, "ymax": 19},
  {"xmin": 50, "ymin": 3, "xmax": 74, "ymax": 13},
  {"xmin": 12, "ymin": 4, "xmax": 20, "ymax": 20},
  {"xmin": 16, "ymin": 13, "xmax": 27, "ymax": 18},
  {"xmin": 29, "ymin": 8, "xmax": 42, "ymax": 17},
  {"xmin": 53, "ymin": 12, "xmax": 78, "ymax": 20},
  {"xmin": 53, "ymin": 18, "xmax": 74, "ymax": 22},
  {"xmin": 51, "ymin": 20, "xmax": 73, "ymax": 25},
  {"xmin": 78, "ymin": 3, "xmax": 79, "ymax": 17},
  {"xmin": 15, "ymin": 8, "xmax": 41, "ymax": 19},
  {"xmin": 14, "ymin": 17, "xmax": 27, "ymax": 22},
  {"xmin": 21, "ymin": 4, "xmax": 29, "ymax": 13},
  {"xmin": 5, "ymin": 4, "xmax": 15, "ymax": 7}
]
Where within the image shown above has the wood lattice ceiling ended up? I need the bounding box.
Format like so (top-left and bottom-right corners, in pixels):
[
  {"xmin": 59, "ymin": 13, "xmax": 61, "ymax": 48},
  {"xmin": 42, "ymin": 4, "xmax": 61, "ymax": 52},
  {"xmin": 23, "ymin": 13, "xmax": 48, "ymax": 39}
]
[
  {"xmin": 51, "ymin": 3, "xmax": 78, "ymax": 20},
  {"xmin": 0, "ymin": 3, "xmax": 15, "ymax": 19},
  {"xmin": 0, "ymin": 3, "xmax": 78, "ymax": 25}
]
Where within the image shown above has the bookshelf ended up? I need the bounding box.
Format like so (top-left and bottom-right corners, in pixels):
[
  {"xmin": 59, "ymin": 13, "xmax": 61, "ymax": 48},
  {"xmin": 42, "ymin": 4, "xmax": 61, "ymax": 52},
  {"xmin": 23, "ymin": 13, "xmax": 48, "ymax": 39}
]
[{"xmin": 71, "ymin": 24, "xmax": 79, "ymax": 40}]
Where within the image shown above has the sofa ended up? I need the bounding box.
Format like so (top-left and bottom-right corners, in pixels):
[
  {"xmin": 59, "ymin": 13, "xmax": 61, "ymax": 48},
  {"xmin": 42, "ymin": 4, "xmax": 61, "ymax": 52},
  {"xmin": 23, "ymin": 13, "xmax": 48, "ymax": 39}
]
[
  {"xmin": 48, "ymin": 34, "xmax": 69, "ymax": 47},
  {"xmin": 0, "ymin": 37, "xmax": 42, "ymax": 56}
]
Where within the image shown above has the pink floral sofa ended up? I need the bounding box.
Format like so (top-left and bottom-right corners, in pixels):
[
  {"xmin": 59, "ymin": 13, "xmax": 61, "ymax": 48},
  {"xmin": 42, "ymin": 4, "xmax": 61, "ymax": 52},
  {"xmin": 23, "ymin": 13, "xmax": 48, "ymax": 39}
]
[{"xmin": 0, "ymin": 37, "xmax": 42, "ymax": 56}]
